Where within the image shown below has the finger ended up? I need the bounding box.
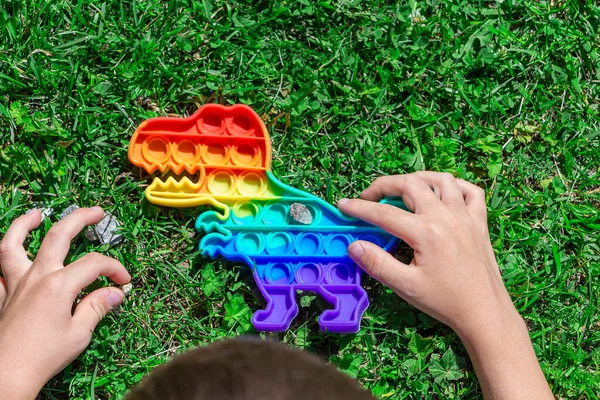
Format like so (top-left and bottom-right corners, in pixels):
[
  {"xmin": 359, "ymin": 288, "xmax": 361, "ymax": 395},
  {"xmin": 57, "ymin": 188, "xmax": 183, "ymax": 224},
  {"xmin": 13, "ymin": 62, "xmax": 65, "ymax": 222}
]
[
  {"xmin": 359, "ymin": 175, "xmax": 442, "ymax": 214},
  {"xmin": 348, "ymin": 240, "xmax": 419, "ymax": 297},
  {"xmin": 412, "ymin": 171, "xmax": 467, "ymax": 209},
  {"xmin": 455, "ymin": 179, "xmax": 496, "ymax": 267},
  {"xmin": 455, "ymin": 179, "xmax": 488, "ymax": 221},
  {"xmin": 338, "ymin": 199, "xmax": 421, "ymax": 247},
  {"xmin": 72, "ymin": 287, "xmax": 124, "ymax": 336},
  {"xmin": 36, "ymin": 207, "xmax": 105, "ymax": 267},
  {"xmin": 62, "ymin": 252, "xmax": 131, "ymax": 297},
  {"xmin": 0, "ymin": 277, "xmax": 6, "ymax": 313},
  {"xmin": 0, "ymin": 209, "xmax": 42, "ymax": 283}
]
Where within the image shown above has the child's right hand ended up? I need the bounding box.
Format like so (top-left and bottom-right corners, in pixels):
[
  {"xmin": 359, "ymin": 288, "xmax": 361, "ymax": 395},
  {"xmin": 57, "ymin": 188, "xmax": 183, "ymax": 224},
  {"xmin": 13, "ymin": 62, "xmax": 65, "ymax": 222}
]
[
  {"xmin": 338, "ymin": 172, "xmax": 553, "ymax": 399},
  {"xmin": 338, "ymin": 171, "xmax": 516, "ymax": 338}
]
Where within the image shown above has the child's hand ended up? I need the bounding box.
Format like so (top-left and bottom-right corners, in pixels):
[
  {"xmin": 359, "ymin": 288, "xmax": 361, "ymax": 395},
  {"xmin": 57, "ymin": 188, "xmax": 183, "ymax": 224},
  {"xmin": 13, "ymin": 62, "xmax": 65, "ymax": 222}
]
[
  {"xmin": 338, "ymin": 172, "xmax": 514, "ymax": 337},
  {"xmin": 338, "ymin": 172, "xmax": 553, "ymax": 399},
  {"xmin": 0, "ymin": 207, "xmax": 131, "ymax": 400}
]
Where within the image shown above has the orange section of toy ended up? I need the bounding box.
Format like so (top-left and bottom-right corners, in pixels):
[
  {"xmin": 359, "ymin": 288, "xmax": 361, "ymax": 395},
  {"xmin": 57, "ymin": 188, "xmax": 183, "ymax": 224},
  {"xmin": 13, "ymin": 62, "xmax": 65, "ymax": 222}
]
[{"xmin": 128, "ymin": 104, "xmax": 271, "ymax": 175}]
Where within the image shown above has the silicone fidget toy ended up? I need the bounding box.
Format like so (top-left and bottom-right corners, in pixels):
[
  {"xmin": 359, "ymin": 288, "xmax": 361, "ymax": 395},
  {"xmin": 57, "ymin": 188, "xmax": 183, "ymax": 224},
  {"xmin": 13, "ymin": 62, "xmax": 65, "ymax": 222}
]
[{"xmin": 128, "ymin": 104, "xmax": 404, "ymax": 333}]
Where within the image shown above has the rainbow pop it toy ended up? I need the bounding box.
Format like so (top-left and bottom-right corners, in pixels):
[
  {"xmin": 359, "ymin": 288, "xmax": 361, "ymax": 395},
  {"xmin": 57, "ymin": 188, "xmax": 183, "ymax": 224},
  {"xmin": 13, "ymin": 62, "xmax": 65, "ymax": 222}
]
[{"xmin": 128, "ymin": 104, "xmax": 404, "ymax": 333}]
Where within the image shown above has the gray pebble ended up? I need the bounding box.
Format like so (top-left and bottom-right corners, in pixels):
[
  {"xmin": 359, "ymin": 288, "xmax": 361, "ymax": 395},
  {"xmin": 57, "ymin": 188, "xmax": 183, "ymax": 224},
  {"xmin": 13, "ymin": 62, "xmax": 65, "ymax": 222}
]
[
  {"xmin": 59, "ymin": 204, "xmax": 80, "ymax": 219},
  {"xmin": 59, "ymin": 204, "xmax": 123, "ymax": 247},
  {"xmin": 93, "ymin": 213, "xmax": 123, "ymax": 246},
  {"xmin": 290, "ymin": 203, "xmax": 313, "ymax": 225}
]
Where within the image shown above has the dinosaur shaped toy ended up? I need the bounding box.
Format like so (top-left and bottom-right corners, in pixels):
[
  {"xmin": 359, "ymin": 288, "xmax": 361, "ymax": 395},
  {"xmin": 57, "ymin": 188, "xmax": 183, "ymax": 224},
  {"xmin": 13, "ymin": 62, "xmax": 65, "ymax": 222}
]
[{"xmin": 128, "ymin": 104, "xmax": 404, "ymax": 333}]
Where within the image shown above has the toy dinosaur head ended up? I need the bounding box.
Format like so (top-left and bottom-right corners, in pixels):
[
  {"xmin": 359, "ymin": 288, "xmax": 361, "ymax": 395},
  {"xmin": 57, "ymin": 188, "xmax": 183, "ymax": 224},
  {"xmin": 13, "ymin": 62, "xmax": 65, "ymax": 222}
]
[{"xmin": 128, "ymin": 104, "xmax": 276, "ymax": 212}]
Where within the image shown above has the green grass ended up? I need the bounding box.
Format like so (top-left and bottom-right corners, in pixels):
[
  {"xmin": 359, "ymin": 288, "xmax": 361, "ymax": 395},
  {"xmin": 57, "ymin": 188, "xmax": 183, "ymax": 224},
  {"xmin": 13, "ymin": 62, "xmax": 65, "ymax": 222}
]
[{"xmin": 1, "ymin": 0, "xmax": 599, "ymax": 398}]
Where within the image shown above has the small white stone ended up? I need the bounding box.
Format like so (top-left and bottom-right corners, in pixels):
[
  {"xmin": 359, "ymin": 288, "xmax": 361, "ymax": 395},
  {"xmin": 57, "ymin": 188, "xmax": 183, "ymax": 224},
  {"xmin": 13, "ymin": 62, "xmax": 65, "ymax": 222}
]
[{"xmin": 121, "ymin": 283, "xmax": 133, "ymax": 295}]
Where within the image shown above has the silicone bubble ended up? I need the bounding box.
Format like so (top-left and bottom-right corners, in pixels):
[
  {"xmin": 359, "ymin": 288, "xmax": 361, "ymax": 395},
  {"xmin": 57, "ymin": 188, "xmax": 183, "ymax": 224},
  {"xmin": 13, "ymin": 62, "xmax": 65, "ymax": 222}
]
[
  {"xmin": 232, "ymin": 142, "xmax": 261, "ymax": 167},
  {"xmin": 202, "ymin": 140, "xmax": 231, "ymax": 165},
  {"xmin": 325, "ymin": 234, "xmax": 353, "ymax": 256},
  {"xmin": 295, "ymin": 202, "xmax": 321, "ymax": 225},
  {"xmin": 295, "ymin": 263, "xmax": 324, "ymax": 284},
  {"xmin": 237, "ymin": 171, "xmax": 266, "ymax": 197},
  {"xmin": 128, "ymin": 103, "xmax": 407, "ymax": 333},
  {"xmin": 266, "ymin": 231, "xmax": 294, "ymax": 255},
  {"xmin": 173, "ymin": 140, "xmax": 201, "ymax": 165},
  {"xmin": 227, "ymin": 112, "xmax": 255, "ymax": 137},
  {"xmin": 232, "ymin": 202, "xmax": 261, "ymax": 224},
  {"xmin": 265, "ymin": 263, "xmax": 293, "ymax": 284},
  {"xmin": 235, "ymin": 231, "xmax": 265, "ymax": 254},
  {"xmin": 262, "ymin": 202, "xmax": 288, "ymax": 225},
  {"xmin": 295, "ymin": 232, "xmax": 325, "ymax": 255},
  {"xmin": 197, "ymin": 109, "xmax": 226, "ymax": 135},
  {"xmin": 326, "ymin": 263, "xmax": 355, "ymax": 284},
  {"xmin": 358, "ymin": 233, "xmax": 385, "ymax": 248},
  {"xmin": 142, "ymin": 137, "xmax": 171, "ymax": 164},
  {"xmin": 207, "ymin": 170, "xmax": 236, "ymax": 195}
]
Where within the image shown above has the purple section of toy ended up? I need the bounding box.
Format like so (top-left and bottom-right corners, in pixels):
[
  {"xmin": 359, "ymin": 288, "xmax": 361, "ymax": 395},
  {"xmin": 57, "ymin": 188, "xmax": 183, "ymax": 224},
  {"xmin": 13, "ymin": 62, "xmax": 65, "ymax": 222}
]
[
  {"xmin": 251, "ymin": 265, "xmax": 369, "ymax": 333},
  {"xmin": 199, "ymin": 223, "xmax": 374, "ymax": 332}
]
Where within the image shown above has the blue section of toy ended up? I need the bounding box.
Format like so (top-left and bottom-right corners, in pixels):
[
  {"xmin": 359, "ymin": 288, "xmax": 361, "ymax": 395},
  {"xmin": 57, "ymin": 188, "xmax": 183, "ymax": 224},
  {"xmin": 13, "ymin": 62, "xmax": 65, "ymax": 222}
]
[{"xmin": 195, "ymin": 172, "xmax": 406, "ymax": 332}]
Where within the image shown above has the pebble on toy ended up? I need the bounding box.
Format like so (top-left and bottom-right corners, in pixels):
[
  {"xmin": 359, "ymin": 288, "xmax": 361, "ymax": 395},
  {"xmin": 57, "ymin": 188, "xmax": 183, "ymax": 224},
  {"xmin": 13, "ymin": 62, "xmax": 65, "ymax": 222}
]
[{"xmin": 128, "ymin": 104, "xmax": 404, "ymax": 333}]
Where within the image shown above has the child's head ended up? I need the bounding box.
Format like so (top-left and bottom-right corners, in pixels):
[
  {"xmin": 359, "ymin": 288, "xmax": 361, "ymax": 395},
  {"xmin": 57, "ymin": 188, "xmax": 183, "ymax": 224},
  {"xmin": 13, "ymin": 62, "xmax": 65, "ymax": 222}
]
[{"xmin": 126, "ymin": 337, "xmax": 375, "ymax": 400}]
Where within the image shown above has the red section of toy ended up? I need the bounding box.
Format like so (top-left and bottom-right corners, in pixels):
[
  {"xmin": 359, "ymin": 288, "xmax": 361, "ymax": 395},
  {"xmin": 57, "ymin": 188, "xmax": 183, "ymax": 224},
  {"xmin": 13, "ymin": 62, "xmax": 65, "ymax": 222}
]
[{"xmin": 128, "ymin": 104, "xmax": 271, "ymax": 175}]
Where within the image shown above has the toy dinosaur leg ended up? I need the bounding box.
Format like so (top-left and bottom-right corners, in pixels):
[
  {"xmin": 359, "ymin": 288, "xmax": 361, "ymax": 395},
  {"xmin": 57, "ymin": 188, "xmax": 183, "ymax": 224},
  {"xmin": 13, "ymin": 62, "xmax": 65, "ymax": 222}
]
[
  {"xmin": 318, "ymin": 285, "xmax": 369, "ymax": 333},
  {"xmin": 318, "ymin": 263, "xmax": 368, "ymax": 333},
  {"xmin": 252, "ymin": 277, "xmax": 299, "ymax": 332}
]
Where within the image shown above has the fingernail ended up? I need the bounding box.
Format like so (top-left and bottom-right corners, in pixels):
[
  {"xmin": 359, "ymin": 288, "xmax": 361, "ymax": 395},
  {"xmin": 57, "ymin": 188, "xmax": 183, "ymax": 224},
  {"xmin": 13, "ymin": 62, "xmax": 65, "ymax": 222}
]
[
  {"xmin": 26, "ymin": 208, "xmax": 38, "ymax": 214},
  {"xmin": 108, "ymin": 290, "xmax": 124, "ymax": 308},
  {"xmin": 91, "ymin": 206, "xmax": 103, "ymax": 213},
  {"xmin": 338, "ymin": 198, "xmax": 350, "ymax": 206},
  {"xmin": 348, "ymin": 242, "xmax": 364, "ymax": 261}
]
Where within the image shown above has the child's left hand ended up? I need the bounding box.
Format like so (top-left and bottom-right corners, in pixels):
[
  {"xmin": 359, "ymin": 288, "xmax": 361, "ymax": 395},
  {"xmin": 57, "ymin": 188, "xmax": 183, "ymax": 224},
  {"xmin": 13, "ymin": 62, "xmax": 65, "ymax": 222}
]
[{"xmin": 0, "ymin": 207, "xmax": 131, "ymax": 400}]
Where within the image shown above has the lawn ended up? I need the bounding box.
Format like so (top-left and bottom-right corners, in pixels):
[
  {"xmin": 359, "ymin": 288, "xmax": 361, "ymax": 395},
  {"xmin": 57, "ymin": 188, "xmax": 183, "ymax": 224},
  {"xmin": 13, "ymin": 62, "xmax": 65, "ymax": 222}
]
[{"xmin": 1, "ymin": 0, "xmax": 599, "ymax": 398}]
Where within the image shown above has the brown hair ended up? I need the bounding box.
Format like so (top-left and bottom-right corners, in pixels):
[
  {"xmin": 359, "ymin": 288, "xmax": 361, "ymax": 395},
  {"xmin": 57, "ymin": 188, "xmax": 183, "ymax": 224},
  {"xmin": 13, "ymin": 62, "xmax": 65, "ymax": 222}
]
[{"xmin": 126, "ymin": 337, "xmax": 375, "ymax": 400}]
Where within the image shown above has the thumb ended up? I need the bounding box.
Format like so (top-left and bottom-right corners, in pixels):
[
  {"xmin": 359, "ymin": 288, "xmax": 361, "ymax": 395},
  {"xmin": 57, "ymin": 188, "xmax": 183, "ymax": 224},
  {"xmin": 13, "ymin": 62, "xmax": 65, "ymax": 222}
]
[
  {"xmin": 348, "ymin": 240, "xmax": 417, "ymax": 296},
  {"xmin": 0, "ymin": 277, "xmax": 6, "ymax": 313},
  {"xmin": 73, "ymin": 287, "xmax": 124, "ymax": 335}
]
